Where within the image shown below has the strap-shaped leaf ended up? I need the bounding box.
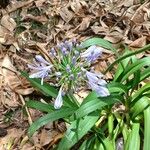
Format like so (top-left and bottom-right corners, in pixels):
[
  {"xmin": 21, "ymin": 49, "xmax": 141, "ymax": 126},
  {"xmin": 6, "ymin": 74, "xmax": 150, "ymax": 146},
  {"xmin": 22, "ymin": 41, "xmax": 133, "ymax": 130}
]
[
  {"xmin": 114, "ymin": 50, "xmax": 131, "ymax": 81},
  {"xmin": 28, "ymin": 107, "xmax": 76, "ymax": 137},
  {"xmin": 126, "ymin": 67, "xmax": 150, "ymax": 90},
  {"xmin": 120, "ymin": 57, "xmax": 150, "ymax": 82},
  {"xmin": 70, "ymin": 96, "xmax": 120, "ymax": 121},
  {"xmin": 21, "ymin": 71, "xmax": 57, "ymax": 97},
  {"xmin": 125, "ymin": 123, "xmax": 140, "ymax": 150},
  {"xmin": 26, "ymin": 100, "xmax": 54, "ymax": 112},
  {"xmin": 132, "ymin": 83, "xmax": 150, "ymax": 101},
  {"xmin": 81, "ymin": 37, "xmax": 116, "ymax": 52},
  {"xmin": 108, "ymin": 82, "xmax": 128, "ymax": 94},
  {"xmin": 105, "ymin": 44, "xmax": 150, "ymax": 73},
  {"xmin": 144, "ymin": 106, "xmax": 150, "ymax": 150},
  {"xmin": 131, "ymin": 96, "xmax": 149, "ymax": 119},
  {"xmin": 140, "ymin": 67, "xmax": 150, "ymax": 81},
  {"xmin": 57, "ymin": 112, "xmax": 99, "ymax": 150}
]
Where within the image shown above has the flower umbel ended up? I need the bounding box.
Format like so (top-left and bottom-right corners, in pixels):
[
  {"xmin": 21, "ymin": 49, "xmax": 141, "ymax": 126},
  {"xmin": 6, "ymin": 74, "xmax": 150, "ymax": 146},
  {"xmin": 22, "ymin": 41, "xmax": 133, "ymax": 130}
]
[{"xmin": 28, "ymin": 40, "xmax": 110, "ymax": 109}]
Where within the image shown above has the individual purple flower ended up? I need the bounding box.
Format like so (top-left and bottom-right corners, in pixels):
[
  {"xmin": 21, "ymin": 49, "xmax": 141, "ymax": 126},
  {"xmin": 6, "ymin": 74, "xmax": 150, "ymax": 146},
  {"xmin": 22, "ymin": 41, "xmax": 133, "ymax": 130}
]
[
  {"xmin": 57, "ymin": 42, "xmax": 64, "ymax": 49},
  {"xmin": 86, "ymin": 71, "xmax": 106, "ymax": 86},
  {"xmin": 50, "ymin": 47, "xmax": 56, "ymax": 56},
  {"xmin": 88, "ymin": 81, "xmax": 110, "ymax": 97},
  {"xmin": 66, "ymin": 64, "xmax": 71, "ymax": 73},
  {"xmin": 28, "ymin": 55, "xmax": 53, "ymax": 85},
  {"xmin": 69, "ymin": 74, "xmax": 74, "ymax": 80},
  {"xmin": 72, "ymin": 56, "xmax": 76, "ymax": 65},
  {"xmin": 61, "ymin": 47, "xmax": 68, "ymax": 55},
  {"xmin": 65, "ymin": 41, "xmax": 73, "ymax": 51},
  {"xmin": 81, "ymin": 45, "xmax": 103, "ymax": 62},
  {"xmin": 54, "ymin": 87, "xmax": 63, "ymax": 109},
  {"xmin": 85, "ymin": 70, "xmax": 110, "ymax": 97}
]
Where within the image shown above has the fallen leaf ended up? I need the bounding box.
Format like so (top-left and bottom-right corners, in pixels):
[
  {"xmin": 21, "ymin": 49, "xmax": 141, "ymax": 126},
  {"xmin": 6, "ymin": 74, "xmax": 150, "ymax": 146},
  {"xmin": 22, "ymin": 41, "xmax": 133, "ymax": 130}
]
[
  {"xmin": 60, "ymin": 6, "xmax": 73, "ymax": 23},
  {"xmin": 129, "ymin": 36, "xmax": 146, "ymax": 48},
  {"xmin": 79, "ymin": 16, "xmax": 92, "ymax": 31},
  {"xmin": 1, "ymin": 15, "xmax": 16, "ymax": 32}
]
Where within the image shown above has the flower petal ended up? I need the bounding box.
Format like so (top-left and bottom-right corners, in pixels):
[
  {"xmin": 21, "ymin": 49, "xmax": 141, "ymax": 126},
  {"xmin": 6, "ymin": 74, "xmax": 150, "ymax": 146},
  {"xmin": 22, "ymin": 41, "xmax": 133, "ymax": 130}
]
[
  {"xmin": 88, "ymin": 81, "xmax": 110, "ymax": 97},
  {"xmin": 29, "ymin": 70, "xmax": 48, "ymax": 79},
  {"xmin": 81, "ymin": 45, "xmax": 103, "ymax": 62},
  {"xmin": 95, "ymin": 86, "xmax": 110, "ymax": 97},
  {"xmin": 35, "ymin": 55, "xmax": 50, "ymax": 65},
  {"xmin": 54, "ymin": 87, "xmax": 63, "ymax": 109}
]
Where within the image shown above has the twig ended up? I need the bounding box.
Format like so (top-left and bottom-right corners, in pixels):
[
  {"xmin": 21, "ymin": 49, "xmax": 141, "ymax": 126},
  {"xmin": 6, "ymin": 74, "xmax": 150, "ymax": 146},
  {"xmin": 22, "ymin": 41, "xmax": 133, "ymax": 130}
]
[{"xmin": 19, "ymin": 94, "xmax": 32, "ymax": 125}]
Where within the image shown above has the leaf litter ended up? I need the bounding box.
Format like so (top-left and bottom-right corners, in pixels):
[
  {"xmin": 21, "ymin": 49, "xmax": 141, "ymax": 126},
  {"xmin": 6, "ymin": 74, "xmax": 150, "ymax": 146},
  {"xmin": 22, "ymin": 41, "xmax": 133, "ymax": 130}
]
[{"xmin": 0, "ymin": 0, "xmax": 150, "ymax": 149}]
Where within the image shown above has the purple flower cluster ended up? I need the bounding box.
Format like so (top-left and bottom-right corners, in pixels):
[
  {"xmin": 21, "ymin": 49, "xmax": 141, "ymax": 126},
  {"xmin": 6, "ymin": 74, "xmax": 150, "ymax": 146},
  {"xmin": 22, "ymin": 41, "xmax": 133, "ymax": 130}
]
[{"xmin": 28, "ymin": 40, "xmax": 110, "ymax": 109}]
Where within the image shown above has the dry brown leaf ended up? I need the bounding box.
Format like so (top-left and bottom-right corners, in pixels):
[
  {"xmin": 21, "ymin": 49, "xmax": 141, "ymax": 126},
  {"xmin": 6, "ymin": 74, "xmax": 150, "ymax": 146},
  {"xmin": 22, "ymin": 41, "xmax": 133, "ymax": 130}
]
[
  {"xmin": 40, "ymin": 129, "xmax": 59, "ymax": 146},
  {"xmin": 2, "ymin": 55, "xmax": 20, "ymax": 87},
  {"xmin": 60, "ymin": 6, "xmax": 73, "ymax": 23},
  {"xmin": 0, "ymin": 128, "xmax": 24, "ymax": 150},
  {"xmin": 22, "ymin": 14, "xmax": 48, "ymax": 23},
  {"xmin": 35, "ymin": 0, "xmax": 47, "ymax": 7},
  {"xmin": 1, "ymin": 15, "xmax": 16, "ymax": 32},
  {"xmin": 74, "ymin": 90, "xmax": 89, "ymax": 104},
  {"xmin": 104, "ymin": 31, "xmax": 123, "ymax": 43},
  {"xmin": 129, "ymin": 36, "xmax": 146, "ymax": 47},
  {"xmin": 79, "ymin": 16, "xmax": 92, "ymax": 31},
  {"xmin": 5, "ymin": 0, "xmax": 34, "ymax": 14},
  {"xmin": 0, "ymin": 25, "xmax": 13, "ymax": 44},
  {"xmin": 70, "ymin": 0, "xmax": 82, "ymax": 14}
]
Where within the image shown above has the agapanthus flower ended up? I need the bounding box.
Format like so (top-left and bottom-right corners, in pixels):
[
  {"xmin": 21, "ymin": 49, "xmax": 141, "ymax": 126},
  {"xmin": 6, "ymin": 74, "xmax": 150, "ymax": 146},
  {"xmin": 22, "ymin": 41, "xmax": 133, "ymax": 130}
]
[
  {"xmin": 86, "ymin": 71, "xmax": 106, "ymax": 86},
  {"xmin": 88, "ymin": 81, "xmax": 110, "ymax": 97},
  {"xmin": 85, "ymin": 71, "xmax": 110, "ymax": 97},
  {"xmin": 28, "ymin": 40, "xmax": 110, "ymax": 109},
  {"xmin": 54, "ymin": 87, "xmax": 63, "ymax": 109},
  {"xmin": 28, "ymin": 55, "xmax": 53, "ymax": 85},
  {"xmin": 81, "ymin": 45, "xmax": 103, "ymax": 62}
]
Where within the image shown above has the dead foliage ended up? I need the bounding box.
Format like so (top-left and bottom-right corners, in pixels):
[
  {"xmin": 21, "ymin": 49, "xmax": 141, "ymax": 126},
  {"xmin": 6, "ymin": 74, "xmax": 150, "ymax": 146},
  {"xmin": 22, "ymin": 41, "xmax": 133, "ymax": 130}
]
[{"xmin": 0, "ymin": 0, "xmax": 150, "ymax": 149}]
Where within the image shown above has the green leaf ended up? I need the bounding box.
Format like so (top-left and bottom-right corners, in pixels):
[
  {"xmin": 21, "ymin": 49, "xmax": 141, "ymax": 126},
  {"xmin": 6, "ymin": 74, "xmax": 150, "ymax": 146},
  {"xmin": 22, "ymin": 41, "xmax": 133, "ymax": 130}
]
[
  {"xmin": 120, "ymin": 57, "xmax": 150, "ymax": 82},
  {"xmin": 108, "ymin": 114, "xmax": 114, "ymax": 136},
  {"xmin": 70, "ymin": 96, "xmax": 120, "ymax": 121},
  {"xmin": 81, "ymin": 37, "xmax": 116, "ymax": 52},
  {"xmin": 26, "ymin": 100, "xmax": 54, "ymax": 112},
  {"xmin": 131, "ymin": 96, "xmax": 149, "ymax": 119},
  {"xmin": 125, "ymin": 123, "xmax": 140, "ymax": 150},
  {"xmin": 108, "ymin": 82, "xmax": 128, "ymax": 94},
  {"xmin": 140, "ymin": 67, "xmax": 150, "ymax": 81},
  {"xmin": 21, "ymin": 71, "xmax": 57, "ymax": 97},
  {"xmin": 81, "ymin": 91, "xmax": 98, "ymax": 105},
  {"xmin": 99, "ymin": 138, "xmax": 114, "ymax": 150},
  {"xmin": 114, "ymin": 50, "xmax": 131, "ymax": 81},
  {"xmin": 144, "ymin": 106, "xmax": 150, "ymax": 150},
  {"xmin": 28, "ymin": 107, "xmax": 76, "ymax": 137},
  {"xmin": 125, "ymin": 67, "xmax": 150, "ymax": 89},
  {"xmin": 132, "ymin": 83, "xmax": 150, "ymax": 101},
  {"xmin": 105, "ymin": 44, "xmax": 150, "ymax": 73},
  {"xmin": 57, "ymin": 112, "xmax": 99, "ymax": 150}
]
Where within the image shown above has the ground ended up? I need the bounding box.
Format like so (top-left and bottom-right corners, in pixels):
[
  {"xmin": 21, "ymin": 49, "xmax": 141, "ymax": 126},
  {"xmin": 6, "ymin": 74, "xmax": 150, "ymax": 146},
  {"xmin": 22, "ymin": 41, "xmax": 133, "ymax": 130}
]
[{"xmin": 0, "ymin": 0, "xmax": 150, "ymax": 149}]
